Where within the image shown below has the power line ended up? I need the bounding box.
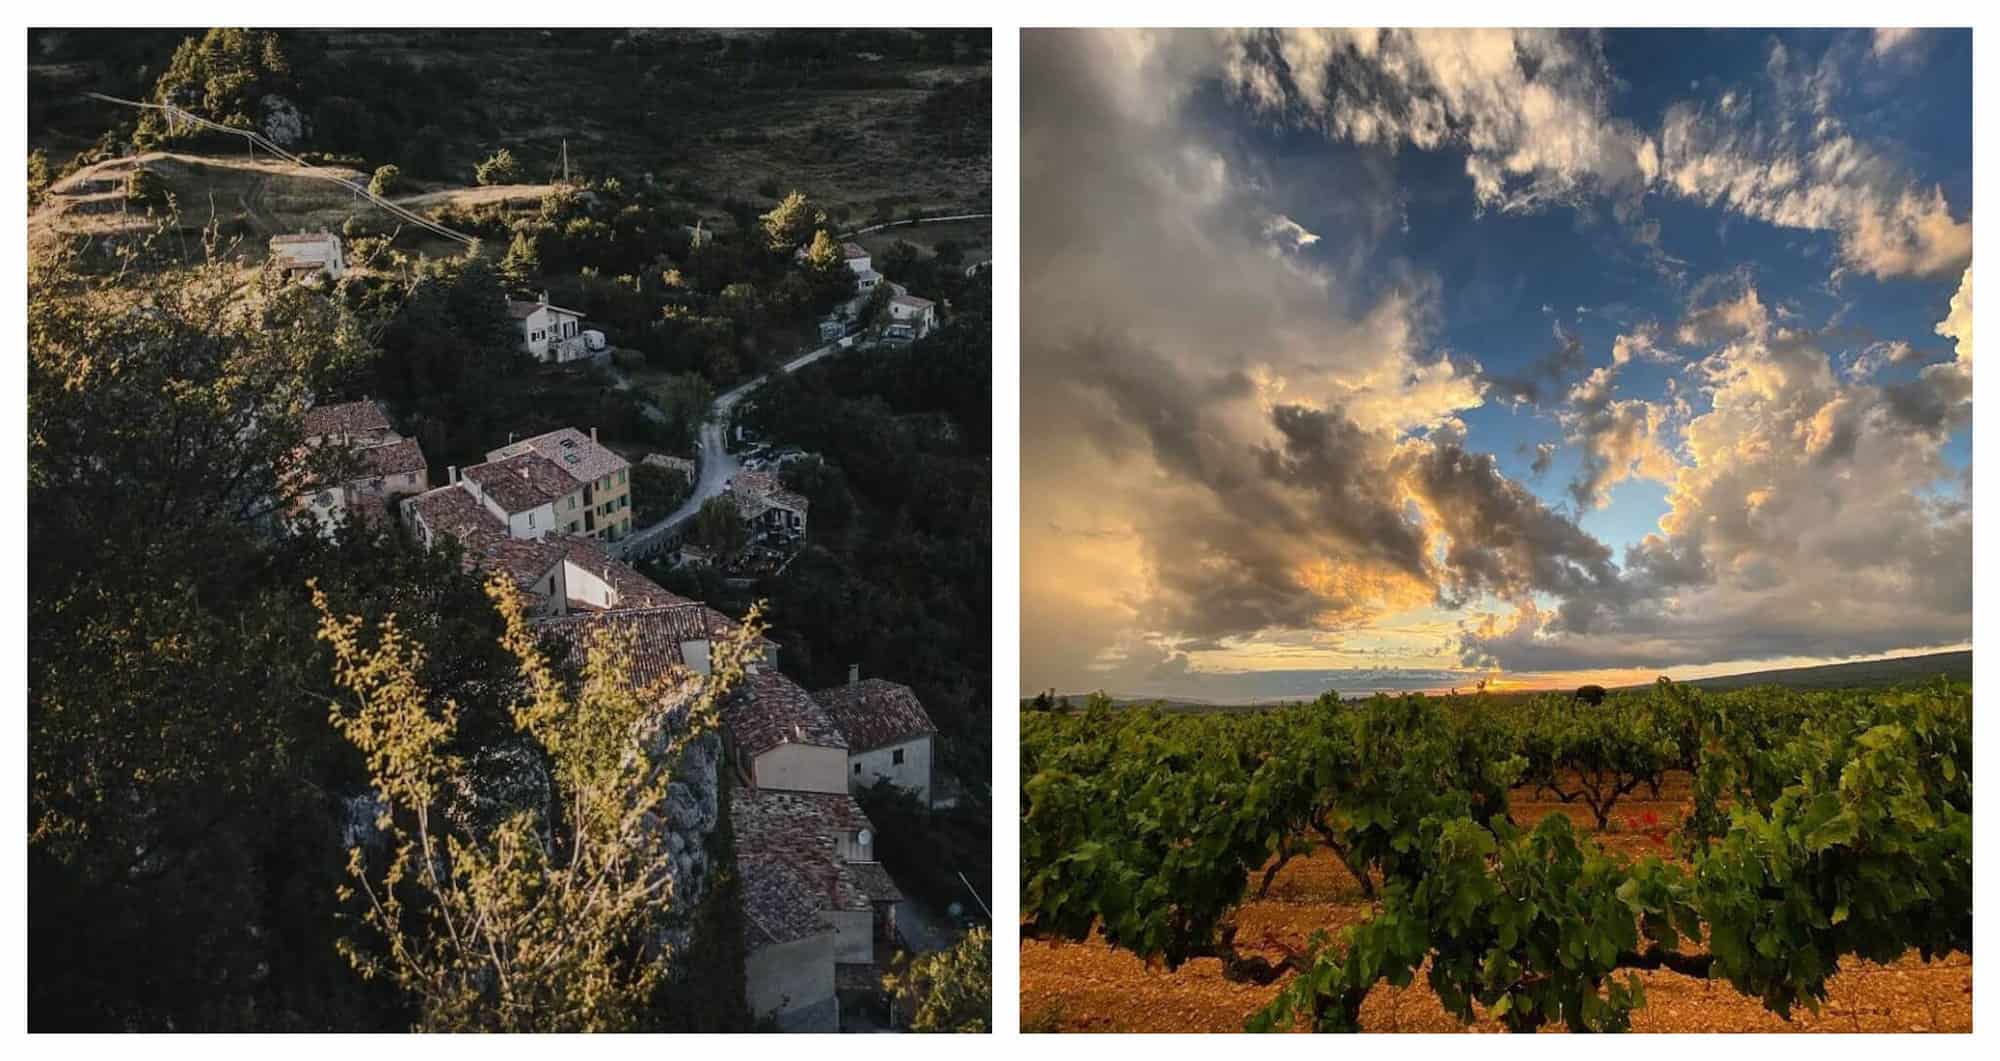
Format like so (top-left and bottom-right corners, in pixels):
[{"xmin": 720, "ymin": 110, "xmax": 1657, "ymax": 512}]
[{"xmin": 83, "ymin": 91, "xmax": 480, "ymax": 248}]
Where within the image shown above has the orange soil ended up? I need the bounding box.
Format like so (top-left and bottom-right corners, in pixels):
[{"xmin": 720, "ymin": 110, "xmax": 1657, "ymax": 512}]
[{"xmin": 1021, "ymin": 775, "xmax": 1972, "ymax": 1033}]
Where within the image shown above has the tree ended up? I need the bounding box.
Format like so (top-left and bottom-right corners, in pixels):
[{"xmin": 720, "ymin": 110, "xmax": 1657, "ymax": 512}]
[
  {"xmin": 135, "ymin": 28, "xmax": 295, "ymax": 147},
  {"xmin": 474, "ymin": 147, "xmax": 519, "ymax": 186},
  {"xmin": 802, "ymin": 229, "xmax": 858, "ymax": 307},
  {"xmin": 886, "ymin": 927, "xmax": 991, "ymax": 1032},
  {"xmin": 630, "ymin": 463, "xmax": 692, "ymax": 525},
  {"xmin": 758, "ymin": 189, "xmax": 823, "ymax": 254},
  {"xmin": 368, "ymin": 163, "xmax": 401, "ymax": 197},
  {"xmin": 500, "ymin": 228, "xmax": 541, "ymax": 283},
  {"xmin": 878, "ymin": 239, "xmax": 921, "ymax": 280},
  {"xmin": 802, "ymin": 228, "xmax": 841, "ymax": 270},
  {"xmin": 26, "ymin": 231, "xmax": 427, "ymax": 1031},
  {"xmin": 313, "ymin": 574, "xmax": 768, "ymax": 1031},
  {"xmin": 649, "ymin": 372, "xmax": 714, "ymax": 451},
  {"xmin": 28, "ymin": 148, "xmax": 51, "ymax": 209},
  {"xmin": 353, "ymin": 252, "xmax": 525, "ymax": 470},
  {"xmin": 125, "ymin": 167, "xmax": 173, "ymax": 212},
  {"xmin": 858, "ymin": 280, "xmax": 893, "ymax": 329},
  {"xmin": 693, "ymin": 494, "xmax": 746, "ymax": 557}
]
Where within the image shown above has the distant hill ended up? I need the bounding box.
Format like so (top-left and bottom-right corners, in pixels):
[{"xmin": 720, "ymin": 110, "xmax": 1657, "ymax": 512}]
[
  {"xmin": 1026, "ymin": 650, "xmax": 1973, "ymax": 713},
  {"xmin": 1648, "ymin": 650, "xmax": 1971, "ymax": 692}
]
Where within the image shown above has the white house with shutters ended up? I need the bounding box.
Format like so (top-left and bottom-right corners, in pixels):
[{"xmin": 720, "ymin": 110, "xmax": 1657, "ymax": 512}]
[
  {"xmin": 886, "ymin": 292, "xmax": 938, "ymax": 340},
  {"xmin": 508, "ymin": 293, "xmax": 590, "ymax": 362},
  {"xmin": 841, "ymin": 242, "xmax": 882, "ymax": 294}
]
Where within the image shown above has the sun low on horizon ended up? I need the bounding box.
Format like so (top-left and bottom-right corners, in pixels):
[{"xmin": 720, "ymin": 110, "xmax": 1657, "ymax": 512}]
[{"xmin": 1022, "ymin": 28, "xmax": 1972, "ymax": 703}]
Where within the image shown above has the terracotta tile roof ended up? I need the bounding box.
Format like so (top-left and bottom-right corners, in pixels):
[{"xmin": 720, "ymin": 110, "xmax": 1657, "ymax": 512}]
[
  {"xmin": 554, "ymin": 534, "xmax": 687, "ymax": 610},
  {"xmin": 841, "ymin": 241, "xmax": 869, "ymax": 260},
  {"xmin": 532, "ymin": 604, "xmax": 714, "ymax": 689},
  {"xmin": 404, "ymin": 486, "xmax": 567, "ymax": 589},
  {"xmin": 490, "ymin": 427, "xmax": 629, "ymax": 485},
  {"xmin": 739, "ymin": 855, "xmax": 834, "ymax": 949},
  {"xmin": 813, "ymin": 679, "xmax": 938, "ymax": 752},
  {"xmin": 462, "ymin": 452, "xmax": 576, "ymax": 513},
  {"xmin": 480, "ymin": 536, "xmax": 569, "ymax": 592},
  {"xmin": 506, "ymin": 298, "xmax": 586, "ymax": 320},
  {"xmin": 406, "ymin": 484, "xmax": 506, "ymax": 548},
  {"xmin": 843, "ymin": 861, "xmax": 902, "ymax": 904},
  {"xmin": 731, "ymin": 469, "xmax": 809, "ymax": 517},
  {"xmin": 303, "ymin": 399, "xmax": 391, "ymax": 440},
  {"xmin": 732, "ymin": 787, "xmax": 900, "ymax": 952},
  {"xmin": 726, "ymin": 671, "xmax": 848, "ymax": 760},
  {"xmin": 407, "ymin": 487, "xmax": 773, "ymax": 647},
  {"xmin": 889, "ymin": 292, "xmax": 935, "ymax": 311},
  {"xmin": 359, "ymin": 437, "xmax": 428, "ymax": 480}
]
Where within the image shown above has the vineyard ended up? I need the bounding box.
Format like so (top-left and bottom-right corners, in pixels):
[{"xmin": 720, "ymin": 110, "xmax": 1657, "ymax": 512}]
[{"xmin": 1020, "ymin": 679, "xmax": 1972, "ymax": 1032}]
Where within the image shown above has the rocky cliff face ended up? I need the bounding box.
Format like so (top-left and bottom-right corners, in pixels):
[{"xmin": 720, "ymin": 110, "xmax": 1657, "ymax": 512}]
[
  {"xmin": 259, "ymin": 94, "xmax": 307, "ymax": 148},
  {"xmin": 656, "ymin": 730, "xmax": 724, "ymax": 963},
  {"xmin": 350, "ymin": 722, "xmax": 727, "ymax": 974}
]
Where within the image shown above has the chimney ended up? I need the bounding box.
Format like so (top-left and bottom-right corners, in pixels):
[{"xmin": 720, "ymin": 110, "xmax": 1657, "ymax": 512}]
[
  {"xmin": 590, "ymin": 426, "xmax": 599, "ymax": 444},
  {"xmin": 539, "ymin": 291, "xmax": 550, "ymax": 306},
  {"xmin": 518, "ymin": 467, "xmax": 529, "ymax": 481},
  {"xmin": 848, "ymin": 663, "xmax": 860, "ymax": 686},
  {"xmin": 448, "ymin": 465, "xmax": 459, "ymax": 485}
]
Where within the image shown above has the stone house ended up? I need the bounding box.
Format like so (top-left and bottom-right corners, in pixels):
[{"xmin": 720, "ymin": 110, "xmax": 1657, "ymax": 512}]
[{"xmin": 815, "ymin": 672, "xmax": 941, "ymax": 807}]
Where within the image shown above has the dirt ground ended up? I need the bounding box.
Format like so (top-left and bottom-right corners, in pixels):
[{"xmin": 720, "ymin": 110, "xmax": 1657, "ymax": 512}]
[
  {"xmin": 854, "ymin": 218, "xmax": 992, "ymax": 264},
  {"xmin": 1021, "ymin": 774, "xmax": 1973, "ymax": 1033}
]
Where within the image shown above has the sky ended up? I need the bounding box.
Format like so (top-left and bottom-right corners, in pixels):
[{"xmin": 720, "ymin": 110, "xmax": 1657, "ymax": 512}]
[{"xmin": 1021, "ymin": 28, "xmax": 1973, "ymax": 701}]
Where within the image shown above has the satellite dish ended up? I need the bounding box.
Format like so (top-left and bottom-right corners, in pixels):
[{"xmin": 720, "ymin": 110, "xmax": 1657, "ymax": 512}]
[{"xmin": 857, "ymin": 829, "xmax": 872, "ymax": 847}]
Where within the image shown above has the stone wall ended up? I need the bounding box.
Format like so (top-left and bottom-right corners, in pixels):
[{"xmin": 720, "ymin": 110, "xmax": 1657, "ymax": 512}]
[{"xmin": 656, "ymin": 730, "xmax": 724, "ymax": 960}]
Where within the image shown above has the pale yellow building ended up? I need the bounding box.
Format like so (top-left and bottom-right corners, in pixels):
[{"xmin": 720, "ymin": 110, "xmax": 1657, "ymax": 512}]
[{"xmin": 486, "ymin": 427, "xmax": 634, "ymax": 542}]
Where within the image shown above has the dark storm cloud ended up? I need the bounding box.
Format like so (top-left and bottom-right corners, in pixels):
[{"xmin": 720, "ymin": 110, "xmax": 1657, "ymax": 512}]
[
  {"xmin": 1527, "ymin": 441, "xmax": 1557, "ymax": 477},
  {"xmin": 1395, "ymin": 428, "xmax": 1625, "ymax": 616},
  {"xmin": 1021, "ymin": 30, "xmax": 1970, "ymax": 698},
  {"xmin": 1484, "ymin": 329, "xmax": 1589, "ymax": 406}
]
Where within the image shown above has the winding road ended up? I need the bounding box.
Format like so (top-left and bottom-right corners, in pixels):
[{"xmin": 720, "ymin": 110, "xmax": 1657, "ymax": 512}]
[
  {"xmin": 612, "ymin": 336, "xmax": 853, "ymax": 560},
  {"xmin": 607, "ymin": 211, "xmax": 987, "ymax": 560}
]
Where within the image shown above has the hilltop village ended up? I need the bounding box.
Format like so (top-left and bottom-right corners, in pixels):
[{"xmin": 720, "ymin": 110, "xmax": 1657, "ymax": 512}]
[
  {"xmin": 289, "ymin": 357, "xmax": 953, "ymax": 1030},
  {"xmin": 29, "ymin": 27, "xmax": 991, "ymax": 1033}
]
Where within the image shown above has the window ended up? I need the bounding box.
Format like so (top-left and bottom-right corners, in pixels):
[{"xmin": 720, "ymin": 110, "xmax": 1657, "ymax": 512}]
[
  {"xmin": 618, "ymin": 469, "xmax": 626, "ymax": 484},
  {"xmin": 892, "ymin": 748, "xmax": 905, "ymax": 766},
  {"xmin": 853, "ymin": 762, "xmax": 861, "ymax": 775},
  {"xmin": 527, "ymin": 512, "xmax": 535, "ymax": 528}
]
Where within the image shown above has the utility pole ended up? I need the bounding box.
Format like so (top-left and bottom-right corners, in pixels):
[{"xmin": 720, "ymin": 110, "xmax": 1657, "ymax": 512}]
[{"xmin": 561, "ymin": 138, "xmax": 569, "ymax": 185}]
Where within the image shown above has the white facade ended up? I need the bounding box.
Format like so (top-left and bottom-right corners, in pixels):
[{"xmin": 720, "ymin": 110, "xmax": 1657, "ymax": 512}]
[
  {"xmin": 887, "ymin": 296, "xmax": 937, "ymax": 338},
  {"xmin": 828, "ymin": 908, "xmax": 873, "ymax": 963},
  {"xmin": 513, "ymin": 296, "xmax": 590, "ymax": 362},
  {"xmin": 270, "ymin": 232, "xmax": 346, "ymax": 282},
  {"xmin": 842, "ymin": 243, "xmax": 882, "ymax": 294},
  {"xmin": 751, "ymin": 743, "xmax": 848, "ymax": 795},
  {"xmin": 460, "ymin": 475, "xmax": 559, "ymax": 538},
  {"xmin": 744, "ymin": 932, "xmax": 838, "ymax": 1031},
  {"xmin": 296, "ymin": 448, "xmax": 428, "ymax": 538},
  {"xmin": 849, "ymin": 733, "xmax": 934, "ymax": 805}
]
